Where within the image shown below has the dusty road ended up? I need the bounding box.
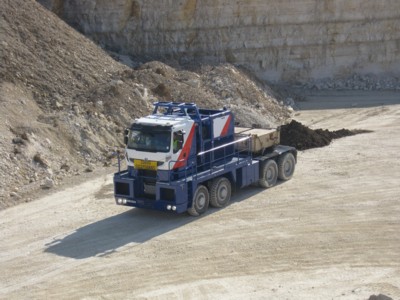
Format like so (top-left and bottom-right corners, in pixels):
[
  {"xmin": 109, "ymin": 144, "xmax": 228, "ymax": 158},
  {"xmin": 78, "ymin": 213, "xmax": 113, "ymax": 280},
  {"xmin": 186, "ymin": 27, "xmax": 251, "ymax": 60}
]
[{"xmin": 1, "ymin": 92, "xmax": 399, "ymax": 299}]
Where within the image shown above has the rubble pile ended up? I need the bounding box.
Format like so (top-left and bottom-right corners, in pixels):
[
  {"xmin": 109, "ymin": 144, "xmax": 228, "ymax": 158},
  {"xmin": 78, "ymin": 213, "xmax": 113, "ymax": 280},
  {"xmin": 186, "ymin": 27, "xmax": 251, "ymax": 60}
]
[{"xmin": 199, "ymin": 65, "xmax": 291, "ymax": 127}]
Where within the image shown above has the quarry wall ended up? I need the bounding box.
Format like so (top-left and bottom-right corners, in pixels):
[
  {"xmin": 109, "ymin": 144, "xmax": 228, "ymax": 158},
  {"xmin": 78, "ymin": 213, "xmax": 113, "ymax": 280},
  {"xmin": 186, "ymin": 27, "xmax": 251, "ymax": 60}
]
[{"xmin": 38, "ymin": 0, "xmax": 400, "ymax": 83}]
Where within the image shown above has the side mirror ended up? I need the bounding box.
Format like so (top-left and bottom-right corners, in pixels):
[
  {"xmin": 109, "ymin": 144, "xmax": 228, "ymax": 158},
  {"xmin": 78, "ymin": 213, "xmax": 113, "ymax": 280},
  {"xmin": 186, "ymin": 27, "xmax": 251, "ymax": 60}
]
[
  {"xmin": 123, "ymin": 128, "xmax": 129, "ymax": 145},
  {"xmin": 177, "ymin": 131, "xmax": 184, "ymax": 140}
]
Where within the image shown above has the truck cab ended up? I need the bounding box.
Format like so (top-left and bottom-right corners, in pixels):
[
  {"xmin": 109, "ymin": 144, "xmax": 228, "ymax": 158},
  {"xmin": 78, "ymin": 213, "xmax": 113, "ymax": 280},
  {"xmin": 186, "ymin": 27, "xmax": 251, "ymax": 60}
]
[{"xmin": 125, "ymin": 115, "xmax": 194, "ymax": 173}]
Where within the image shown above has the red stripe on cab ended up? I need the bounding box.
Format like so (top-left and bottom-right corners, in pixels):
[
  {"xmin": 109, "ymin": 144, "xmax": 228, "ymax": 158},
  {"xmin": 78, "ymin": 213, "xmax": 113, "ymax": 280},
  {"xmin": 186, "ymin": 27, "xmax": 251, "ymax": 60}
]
[{"xmin": 173, "ymin": 124, "xmax": 195, "ymax": 169}]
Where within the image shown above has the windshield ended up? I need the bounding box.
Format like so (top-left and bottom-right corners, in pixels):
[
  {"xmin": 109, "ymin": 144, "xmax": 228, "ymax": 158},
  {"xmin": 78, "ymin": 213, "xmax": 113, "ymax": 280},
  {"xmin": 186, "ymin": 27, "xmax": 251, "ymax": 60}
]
[{"xmin": 127, "ymin": 129, "xmax": 171, "ymax": 153}]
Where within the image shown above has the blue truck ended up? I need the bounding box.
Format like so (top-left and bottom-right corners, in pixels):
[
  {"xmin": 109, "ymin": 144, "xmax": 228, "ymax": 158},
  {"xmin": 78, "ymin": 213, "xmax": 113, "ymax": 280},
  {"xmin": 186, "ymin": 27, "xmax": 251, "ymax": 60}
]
[{"xmin": 114, "ymin": 102, "xmax": 296, "ymax": 216}]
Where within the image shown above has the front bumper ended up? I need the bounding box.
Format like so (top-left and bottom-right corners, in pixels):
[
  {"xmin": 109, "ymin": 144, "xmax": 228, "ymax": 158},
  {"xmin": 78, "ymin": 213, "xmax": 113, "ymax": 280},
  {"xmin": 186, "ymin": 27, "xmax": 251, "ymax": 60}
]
[{"xmin": 113, "ymin": 171, "xmax": 188, "ymax": 213}]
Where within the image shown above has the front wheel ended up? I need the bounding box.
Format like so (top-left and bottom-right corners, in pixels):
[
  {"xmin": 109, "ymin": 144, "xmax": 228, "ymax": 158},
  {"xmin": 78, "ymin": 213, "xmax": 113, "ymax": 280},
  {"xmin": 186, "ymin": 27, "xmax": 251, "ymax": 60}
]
[
  {"xmin": 187, "ymin": 185, "xmax": 209, "ymax": 216},
  {"xmin": 258, "ymin": 159, "xmax": 278, "ymax": 188}
]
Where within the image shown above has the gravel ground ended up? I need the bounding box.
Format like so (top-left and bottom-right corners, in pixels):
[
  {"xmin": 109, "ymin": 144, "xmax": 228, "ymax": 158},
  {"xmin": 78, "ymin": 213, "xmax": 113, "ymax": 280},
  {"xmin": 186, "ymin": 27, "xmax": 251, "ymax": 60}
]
[{"xmin": 0, "ymin": 91, "xmax": 399, "ymax": 300}]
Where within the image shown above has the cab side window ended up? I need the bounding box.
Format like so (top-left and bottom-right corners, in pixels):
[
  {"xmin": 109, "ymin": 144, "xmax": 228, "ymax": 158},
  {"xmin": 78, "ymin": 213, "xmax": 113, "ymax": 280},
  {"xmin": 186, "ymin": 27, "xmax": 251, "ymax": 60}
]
[{"xmin": 173, "ymin": 131, "xmax": 184, "ymax": 153}]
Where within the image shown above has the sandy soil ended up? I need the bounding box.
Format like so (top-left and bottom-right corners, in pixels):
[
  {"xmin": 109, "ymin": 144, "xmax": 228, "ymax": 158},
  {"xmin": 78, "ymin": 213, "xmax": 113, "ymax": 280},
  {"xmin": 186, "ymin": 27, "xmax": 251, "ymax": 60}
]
[{"xmin": 0, "ymin": 91, "xmax": 399, "ymax": 300}]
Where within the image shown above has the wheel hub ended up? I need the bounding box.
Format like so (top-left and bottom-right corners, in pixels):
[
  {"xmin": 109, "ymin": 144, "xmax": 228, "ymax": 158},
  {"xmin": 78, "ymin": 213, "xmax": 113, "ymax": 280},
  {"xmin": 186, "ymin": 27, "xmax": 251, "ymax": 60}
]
[
  {"xmin": 267, "ymin": 169, "xmax": 273, "ymax": 180},
  {"xmin": 285, "ymin": 161, "xmax": 291, "ymax": 173},
  {"xmin": 219, "ymin": 186, "xmax": 227, "ymax": 199},
  {"xmin": 197, "ymin": 193, "xmax": 206, "ymax": 207}
]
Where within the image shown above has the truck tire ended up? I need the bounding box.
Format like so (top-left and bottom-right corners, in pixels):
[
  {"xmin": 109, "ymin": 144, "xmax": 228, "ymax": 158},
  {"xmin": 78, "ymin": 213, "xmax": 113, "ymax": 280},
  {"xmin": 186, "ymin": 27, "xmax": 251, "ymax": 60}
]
[
  {"xmin": 210, "ymin": 177, "xmax": 231, "ymax": 208},
  {"xmin": 258, "ymin": 159, "xmax": 278, "ymax": 188},
  {"xmin": 187, "ymin": 185, "xmax": 209, "ymax": 216},
  {"xmin": 278, "ymin": 152, "xmax": 296, "ymax": 181}
]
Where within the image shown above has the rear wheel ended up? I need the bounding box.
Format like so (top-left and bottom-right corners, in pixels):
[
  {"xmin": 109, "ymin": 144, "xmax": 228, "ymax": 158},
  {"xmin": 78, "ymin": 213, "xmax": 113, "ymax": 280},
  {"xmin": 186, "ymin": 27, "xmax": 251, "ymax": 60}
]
[
  {"xmin": 210, "ymin": 177, "xmax": 231, "ymax": 208},
  {"xmin": 258, "ymin": 159, "xmax": 278, "ymax": 188},
  {"xmin": 187, "ymin": 185, "xmax": 209, "ymax": 216},
  {"xmin": 278, "ymin": 152, "xmax": 296, "ymax": 181}
]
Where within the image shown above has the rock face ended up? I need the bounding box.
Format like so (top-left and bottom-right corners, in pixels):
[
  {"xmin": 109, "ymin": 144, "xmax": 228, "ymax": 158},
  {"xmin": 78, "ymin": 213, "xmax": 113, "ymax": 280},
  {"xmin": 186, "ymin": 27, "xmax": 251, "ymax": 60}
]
[{"xmin": 38, "ymin": 0, "xmax": 400, "ymax": 83}]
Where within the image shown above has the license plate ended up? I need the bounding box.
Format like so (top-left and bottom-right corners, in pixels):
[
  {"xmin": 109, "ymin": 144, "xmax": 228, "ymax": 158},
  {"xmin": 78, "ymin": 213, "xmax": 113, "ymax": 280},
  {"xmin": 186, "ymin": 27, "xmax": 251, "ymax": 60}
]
[{"xmin": 134, "ymin": 159, "xmax": 157, "ymax": 171}]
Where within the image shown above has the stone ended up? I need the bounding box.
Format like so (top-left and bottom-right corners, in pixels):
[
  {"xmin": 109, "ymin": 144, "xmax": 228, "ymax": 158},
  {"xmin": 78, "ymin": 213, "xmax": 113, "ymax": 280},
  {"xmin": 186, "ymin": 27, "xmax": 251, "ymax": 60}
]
[
  {"xmin": 21, "ymin": 132, "xmax": 29, "ymax": 141},
  {"xmin": 12, "ymin": 137, "xmax": 25, "ymax": 145},
  {"xmin": 55, "ymin": 101, "xmax": 63, "ymax": 109},
  {"xmin": 41, "ymin": 177, "xmax": 55, "ymax": 189},
  {"xmin": 60, "ymin": 163, "xmax": 70, "ymax": 172},
  {"xmin": 85, "ymin": 165, "xmax": 94, "ymax": 172},
  {"xmin": 72, "ymin": 103, "xmax": 80, "ymax": 114},
  {"xmin": 10, "ymin": 192, "xmax": 20, "ymax": 198},
  {"xmin": 33, "ymin": 153, "xmax": 50, "ymax": 168},
  {"xmin": 13, "ymin": 146, "xmax": 22, "ymax": 154}
]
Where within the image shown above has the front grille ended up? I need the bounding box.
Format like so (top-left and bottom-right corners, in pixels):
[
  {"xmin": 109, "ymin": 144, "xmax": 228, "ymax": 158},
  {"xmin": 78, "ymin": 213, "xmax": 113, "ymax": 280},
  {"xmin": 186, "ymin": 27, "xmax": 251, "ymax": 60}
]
[
  {"xmin": 144, "ymin": 183, "xmax": 156, "ymax": 195},
  {"xmin": 140, "ymin": 170, "xmax": 157, "ymax": 178}
]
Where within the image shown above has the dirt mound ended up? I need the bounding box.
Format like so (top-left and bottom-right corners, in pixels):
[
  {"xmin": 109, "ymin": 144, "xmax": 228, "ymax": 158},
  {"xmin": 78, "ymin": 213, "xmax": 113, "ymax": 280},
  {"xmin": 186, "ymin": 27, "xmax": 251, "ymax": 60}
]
[{"xmin": 280, "ymin": 120, "xmax": 371, "ymax": 150}]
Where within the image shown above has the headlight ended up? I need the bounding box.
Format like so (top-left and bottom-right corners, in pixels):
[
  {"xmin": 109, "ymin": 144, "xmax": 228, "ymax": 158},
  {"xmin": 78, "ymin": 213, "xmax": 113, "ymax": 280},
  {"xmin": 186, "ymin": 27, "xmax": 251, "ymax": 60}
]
[{"xmin": 166, "ymin": 205, "xmax": 172, "ymax": 210}]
